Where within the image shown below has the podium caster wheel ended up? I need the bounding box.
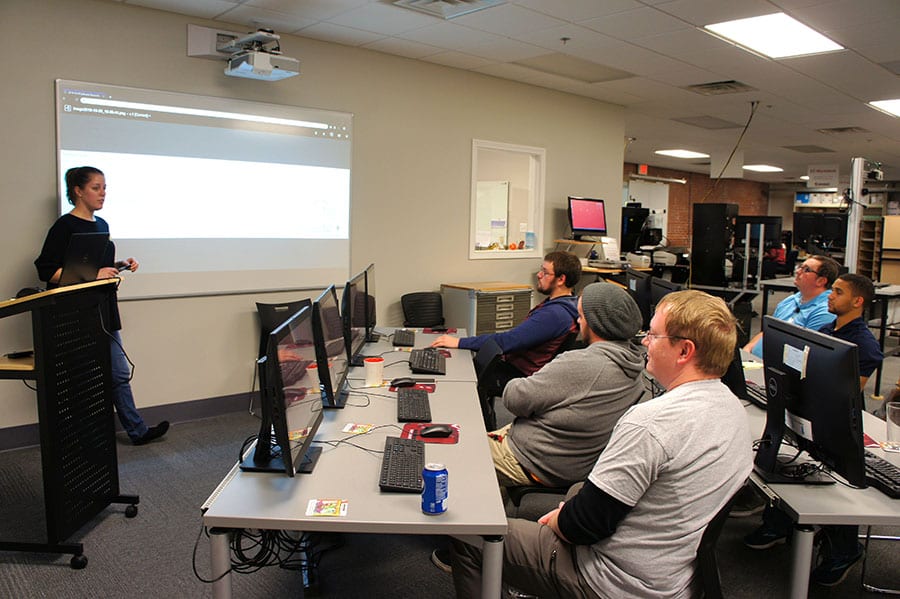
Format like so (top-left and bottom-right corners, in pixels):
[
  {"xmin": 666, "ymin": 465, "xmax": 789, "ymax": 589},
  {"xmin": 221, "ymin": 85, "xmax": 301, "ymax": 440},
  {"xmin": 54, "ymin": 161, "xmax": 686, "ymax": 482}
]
[
  {"xmin": 70, "ymin": 554, "xmax": 88, "ymax": 569},
  {"xmin": 125, "ymin": 505, "xmax": 138, "ymax": 518}
]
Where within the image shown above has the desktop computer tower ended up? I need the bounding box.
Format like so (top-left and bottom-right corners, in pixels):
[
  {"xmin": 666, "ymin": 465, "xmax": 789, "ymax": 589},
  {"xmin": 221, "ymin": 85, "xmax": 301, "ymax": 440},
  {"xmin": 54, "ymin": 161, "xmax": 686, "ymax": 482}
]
[{"xmin": 691, "ymin": 203, "xmax": 738, "ymax": 287}]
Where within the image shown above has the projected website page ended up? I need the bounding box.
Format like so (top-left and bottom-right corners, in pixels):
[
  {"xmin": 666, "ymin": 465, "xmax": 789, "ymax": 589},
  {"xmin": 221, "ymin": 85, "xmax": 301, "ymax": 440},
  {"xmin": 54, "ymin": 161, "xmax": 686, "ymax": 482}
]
[{"xmin": 56, "ymin": 80, "xmax": 352, "ymax": 298}]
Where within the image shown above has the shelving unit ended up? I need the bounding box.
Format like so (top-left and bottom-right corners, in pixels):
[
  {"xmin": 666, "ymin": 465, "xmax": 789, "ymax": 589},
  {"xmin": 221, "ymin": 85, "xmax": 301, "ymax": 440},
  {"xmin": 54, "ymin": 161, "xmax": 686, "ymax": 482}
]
[{"xmin": 858, "ymin": 217, "xmax": 883, "ymax": 281}]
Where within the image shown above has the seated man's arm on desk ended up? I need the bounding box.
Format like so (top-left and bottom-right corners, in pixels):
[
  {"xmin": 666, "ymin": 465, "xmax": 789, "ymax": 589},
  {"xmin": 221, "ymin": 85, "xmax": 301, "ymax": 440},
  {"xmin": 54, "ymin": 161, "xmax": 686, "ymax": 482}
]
[{"xmin": 454, "ymin": 301, "xmax": 577, "ymax": 354}]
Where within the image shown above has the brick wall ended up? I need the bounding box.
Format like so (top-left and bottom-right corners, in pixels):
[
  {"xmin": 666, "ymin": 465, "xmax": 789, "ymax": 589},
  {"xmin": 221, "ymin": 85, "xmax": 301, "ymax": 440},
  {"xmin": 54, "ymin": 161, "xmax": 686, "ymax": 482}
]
[{"xmin": 624, "ymin": 163, "xmax": 769, "ymax": 247}]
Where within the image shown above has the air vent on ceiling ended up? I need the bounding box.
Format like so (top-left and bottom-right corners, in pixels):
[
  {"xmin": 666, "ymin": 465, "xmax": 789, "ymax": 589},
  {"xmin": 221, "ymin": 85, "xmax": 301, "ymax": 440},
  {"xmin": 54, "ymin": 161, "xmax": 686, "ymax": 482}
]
[
  {"xmin": 816, "ymin": 126, "xmax": 870, "ymax": 135},
  {"xmin": 683, "ymin": 80, "xmax": 757, "ymax": 96},
  {"xmin": 672, "ymin": 115, "xmax": 742, "ymax": 129},
  {"xmin": 393, "ymin": 0, "xmax": 506, "ymax": 19},
  {"xmin": 782, "ymin": 145, "xmax": 834, "ymax": 153}
]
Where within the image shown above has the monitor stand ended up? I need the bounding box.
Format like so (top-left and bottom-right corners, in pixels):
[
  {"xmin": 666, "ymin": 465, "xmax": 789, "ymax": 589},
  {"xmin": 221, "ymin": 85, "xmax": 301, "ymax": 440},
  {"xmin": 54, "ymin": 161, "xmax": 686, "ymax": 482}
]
[
  {"xmin": 240, "ymin": 445, "xmax": 323, "ymax": 475},
  {"xmin": 753, "ymin": 464, "xmax": 835, "ymax": 485},
  {"xmin": 322, "ymin": 387, "xmax": 349, "ymax": 409},
  {"xmin": 295, "ymin": 446, "xmax": 322, "ymax": 474},
  {"xmin": 366, "ymin": 332, "xmax": 381, "ymax": 343}
]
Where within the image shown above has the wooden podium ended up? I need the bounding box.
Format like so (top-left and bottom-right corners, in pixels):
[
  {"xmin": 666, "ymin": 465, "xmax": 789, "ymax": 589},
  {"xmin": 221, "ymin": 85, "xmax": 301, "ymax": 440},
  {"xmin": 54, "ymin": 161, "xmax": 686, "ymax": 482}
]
[{"xmin": 0, "ymin": 279, "xmax": 139, "ymax": 568}]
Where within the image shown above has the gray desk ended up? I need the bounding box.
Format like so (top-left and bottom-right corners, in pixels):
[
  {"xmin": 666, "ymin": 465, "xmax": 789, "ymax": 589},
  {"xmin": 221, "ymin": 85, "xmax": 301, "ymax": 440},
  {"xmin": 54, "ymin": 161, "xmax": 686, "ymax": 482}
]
[
  {"xmin": 348, "ymin": 328, "xmax": 479, "ymax": 383},
  {"xmin": 758, "ymin": 278, "xmax": 900, "ymax": 394},
  {"xmin": 742, "ymin": 358, "xmax": 900, "ymax": 598},
  {"xmin": 202, "ymin": 378, "xmax": 506, "ymax": 598}
]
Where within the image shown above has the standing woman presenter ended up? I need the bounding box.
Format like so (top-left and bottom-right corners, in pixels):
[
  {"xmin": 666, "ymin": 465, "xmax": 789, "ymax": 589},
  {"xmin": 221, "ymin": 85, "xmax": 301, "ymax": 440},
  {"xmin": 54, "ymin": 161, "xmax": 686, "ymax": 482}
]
[{"xmin": 35, "ymin": 166, "xmax": 168, "ymax": 446}]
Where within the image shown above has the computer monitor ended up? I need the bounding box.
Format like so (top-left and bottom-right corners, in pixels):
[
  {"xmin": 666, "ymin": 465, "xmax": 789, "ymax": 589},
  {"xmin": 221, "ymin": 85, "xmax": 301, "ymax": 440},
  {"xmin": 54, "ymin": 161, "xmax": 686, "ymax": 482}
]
[
  {"xmin": 624, "ymin": 268, "xmax": 652, "ymax": 330},
  {"xmin": 362, "ymin": 263, "xmax": 378, "ymax": 342},
  {"xmin": 312, "ymin": 285, "xmax": 351, "ymax": 409},
  {"xmin": 720, "ymin": 345, "xmax": 748, "ymax": 402},
  {"xmin": 754, "ymin": 316, "xmax": 865, "ymax": 487},
  {"xmin": 240, "ymin": 305, "xmax": 323, "ymax": 476},
  {"xmin": 649, "ymin": 277, "xmax": 683, "ymax": 314},
  {"xmin": 567, "ymin": 197, "xmax": 607, "ymax": 240},
  {"xmin": 734, "ymin": 216, "xmax": 782, "ymax": 248},
  {"xmin": 342, "ymin": 269, "xmax": 368, "ymax": 365},
  {"xmin": 621, "ymin": 206, "xmax": 650, "ymax": 252}
]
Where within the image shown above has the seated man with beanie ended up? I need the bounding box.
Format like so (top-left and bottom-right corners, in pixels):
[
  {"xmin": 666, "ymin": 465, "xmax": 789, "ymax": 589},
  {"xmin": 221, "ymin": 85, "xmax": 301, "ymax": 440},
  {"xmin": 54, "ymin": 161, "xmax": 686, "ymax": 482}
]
[{"xmin": 488, "ymin": 282, "xmax": 646, "ymax": 489}]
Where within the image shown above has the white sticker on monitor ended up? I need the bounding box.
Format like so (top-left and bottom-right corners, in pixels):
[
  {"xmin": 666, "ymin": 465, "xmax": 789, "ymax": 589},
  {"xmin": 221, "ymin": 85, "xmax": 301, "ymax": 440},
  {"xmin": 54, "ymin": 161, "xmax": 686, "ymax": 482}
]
[
  {"xmin": 782, "ymin": 344, "xmax": 809, "ymax": 379},
  {"xmin": 785, "ymin": 411, "xmax": 814, "ymax": 442}
]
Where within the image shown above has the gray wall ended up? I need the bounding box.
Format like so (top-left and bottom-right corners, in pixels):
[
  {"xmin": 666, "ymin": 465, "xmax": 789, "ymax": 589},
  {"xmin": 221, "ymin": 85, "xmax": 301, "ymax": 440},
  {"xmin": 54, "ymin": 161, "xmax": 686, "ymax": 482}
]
[{"xmin": 0, "ymin": 0, "xmax": 624, "ymax": 429}]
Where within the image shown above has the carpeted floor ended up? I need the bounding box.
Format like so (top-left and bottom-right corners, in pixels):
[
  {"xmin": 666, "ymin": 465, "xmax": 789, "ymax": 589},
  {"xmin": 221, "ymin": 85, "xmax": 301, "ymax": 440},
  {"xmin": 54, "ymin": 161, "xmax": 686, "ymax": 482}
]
[{"xmin": 0, "ymin": 408, "xmax": 896, "ymax": 599}]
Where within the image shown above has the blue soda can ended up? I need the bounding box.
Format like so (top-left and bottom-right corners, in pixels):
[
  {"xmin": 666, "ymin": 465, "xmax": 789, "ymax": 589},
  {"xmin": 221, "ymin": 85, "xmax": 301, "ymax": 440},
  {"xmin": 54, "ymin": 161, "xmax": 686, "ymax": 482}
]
[{"xmin": 422, "ymin": 463, "xmax": 448, "ymax": 514}]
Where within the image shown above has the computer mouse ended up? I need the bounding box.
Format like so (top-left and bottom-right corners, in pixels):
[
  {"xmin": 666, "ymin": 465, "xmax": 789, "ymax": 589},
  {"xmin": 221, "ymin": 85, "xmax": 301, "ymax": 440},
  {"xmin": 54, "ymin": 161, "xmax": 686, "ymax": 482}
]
[
  {"xmin": 419, "ymin": 424, "xmax": 454, "ymax": 439},
  {"xmin": 390, "ymin": 377, "xmax": 417, "ymax": 388}
]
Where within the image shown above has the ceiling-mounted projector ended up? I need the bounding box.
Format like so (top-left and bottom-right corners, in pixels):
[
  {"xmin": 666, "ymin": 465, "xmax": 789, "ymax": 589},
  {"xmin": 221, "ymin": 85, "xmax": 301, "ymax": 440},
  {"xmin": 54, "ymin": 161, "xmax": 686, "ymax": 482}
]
[{"xmin": 225, "ymin": 50, "xmax": 299, "ymax": 81}]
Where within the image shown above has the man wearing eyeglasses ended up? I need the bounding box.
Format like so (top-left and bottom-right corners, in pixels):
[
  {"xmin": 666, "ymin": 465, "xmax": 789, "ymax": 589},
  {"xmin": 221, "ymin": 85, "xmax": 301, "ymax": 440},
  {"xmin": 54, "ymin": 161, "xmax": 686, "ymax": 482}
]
[
  {"xmin": 449, "ymin": 290, "xmax": 753, "ymax": 598},
  {"xmin": 743, "ymin": 254, "xmax": 841, "ymax": 358},
  {"xmin": 431, "ymin": 251, "xmax": 582, "ymax": 380}
]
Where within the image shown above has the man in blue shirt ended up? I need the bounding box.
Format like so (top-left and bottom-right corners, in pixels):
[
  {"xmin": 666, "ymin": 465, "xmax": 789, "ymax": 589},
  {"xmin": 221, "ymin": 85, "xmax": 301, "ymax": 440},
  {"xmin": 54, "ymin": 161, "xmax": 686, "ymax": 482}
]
[
  {"xmin": 743, "ymin": 255, "xmax": 840, "ymax": 358},
  {"xmin": 745, "ymin": 272, "xmax": 882, "ymax": 587}
]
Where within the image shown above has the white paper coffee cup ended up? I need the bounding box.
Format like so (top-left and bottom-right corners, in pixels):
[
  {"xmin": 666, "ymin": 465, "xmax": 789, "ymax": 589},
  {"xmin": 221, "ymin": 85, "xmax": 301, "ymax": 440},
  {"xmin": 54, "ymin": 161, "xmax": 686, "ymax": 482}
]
[{"xmin": 364, "ymin": 357, "xmax": 384, "ymax": 387}]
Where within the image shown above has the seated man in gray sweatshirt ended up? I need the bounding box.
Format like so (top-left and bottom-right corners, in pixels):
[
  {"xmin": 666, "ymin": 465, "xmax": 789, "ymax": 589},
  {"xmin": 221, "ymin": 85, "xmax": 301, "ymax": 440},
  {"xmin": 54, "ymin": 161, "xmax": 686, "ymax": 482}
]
[{"xmin": 488, "ymin": 282, "xmax": 646, "ymax": 489}]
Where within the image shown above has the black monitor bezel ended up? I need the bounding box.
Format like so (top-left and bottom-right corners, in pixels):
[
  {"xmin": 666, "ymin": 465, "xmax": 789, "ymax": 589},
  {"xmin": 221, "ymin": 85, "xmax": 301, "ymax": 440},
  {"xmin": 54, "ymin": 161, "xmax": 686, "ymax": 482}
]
[
  {"xmin": 649, "ymin": 277, "xmax": 683, "ymax": 313},
  {"xmin": 312, "ymin": 285, "xmax": 350, "ymax": 409},
  {"xmin": 624, "ymin": 268, "xmax": 652, "ymax": 330},
  {"xmin": 567, "ymin": 196, "xmax": 608, "ymax": 239},
  {"xmin": 755, "ymin": 316, "xmax": 865, "ymax": 486},
  {"xmin": 241, "ymin": 305, "xmax": 323, "ymax": 476},
  {"xmin": 341, "ymin": 270, "xmax": 368, "ymax": 364}
]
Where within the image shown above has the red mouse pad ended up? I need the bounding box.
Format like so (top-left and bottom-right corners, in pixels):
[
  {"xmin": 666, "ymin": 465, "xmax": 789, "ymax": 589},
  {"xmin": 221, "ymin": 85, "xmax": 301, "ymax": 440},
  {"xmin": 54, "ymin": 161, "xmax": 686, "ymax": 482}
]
[
  {"xmin": 423, "ymin": 327, "xmax": 458, "ymax": 334},
  {"xmin": 389, "ymin": 383, "xmax": 436, "ymax": 392},
  {"xmin": 401, "ymin": 423, "xmax": 459, "ymax": 444}
]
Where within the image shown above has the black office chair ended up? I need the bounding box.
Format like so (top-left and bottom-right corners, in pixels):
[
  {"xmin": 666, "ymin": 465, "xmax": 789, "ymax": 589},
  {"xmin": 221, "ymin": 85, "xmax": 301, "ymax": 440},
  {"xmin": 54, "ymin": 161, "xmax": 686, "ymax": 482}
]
[
  {"xmin": 505, "ymin": 484, "xmax": 573, "ymax": 520},
  {"xmin": 250, "ymin": 299, "xmax": 312, "ymax": 414},
  {"xmin": 401, "ymin": 292, "xmax": 444, "ymax": 328},
  {"xmin": 473, "ymin": 339, "xmax": 522, "ymax": 430},
  {"xmin": 697, "ymin": 491, "xmax": 740, "ymax": 599}
]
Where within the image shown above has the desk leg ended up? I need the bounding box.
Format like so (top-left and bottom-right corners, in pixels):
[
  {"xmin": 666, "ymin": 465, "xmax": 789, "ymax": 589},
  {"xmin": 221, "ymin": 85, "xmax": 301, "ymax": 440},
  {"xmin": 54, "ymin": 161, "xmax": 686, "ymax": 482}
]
[
  {"xmin": 875, "ymin": 298, "xmax": 888, "ymax": 395},
  {"xmin": 481, "ymin": 535, "xmax": 504, "ymax": 599},
  {"xmin": 789, "ymin": 525, "xmax": 814, "ymax": 599},
  {"xmin": 210, "ymin": 528, "xmax": 233, "ymax": 599}
]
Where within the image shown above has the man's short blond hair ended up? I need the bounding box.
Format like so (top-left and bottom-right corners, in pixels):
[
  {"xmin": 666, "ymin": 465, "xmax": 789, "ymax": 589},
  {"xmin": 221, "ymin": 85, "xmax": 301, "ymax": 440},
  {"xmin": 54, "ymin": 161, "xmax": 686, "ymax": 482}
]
[{"xmin": 657, "ymin": 290, "xmax": 737, "ymax": 377}]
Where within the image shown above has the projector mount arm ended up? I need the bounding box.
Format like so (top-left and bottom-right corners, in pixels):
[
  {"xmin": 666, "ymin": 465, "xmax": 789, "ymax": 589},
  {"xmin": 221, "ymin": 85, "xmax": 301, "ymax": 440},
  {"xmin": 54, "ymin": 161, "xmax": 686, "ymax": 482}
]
[{"xmin": 217, "ymin": 29, "xmax": 283, "ymax": 55}]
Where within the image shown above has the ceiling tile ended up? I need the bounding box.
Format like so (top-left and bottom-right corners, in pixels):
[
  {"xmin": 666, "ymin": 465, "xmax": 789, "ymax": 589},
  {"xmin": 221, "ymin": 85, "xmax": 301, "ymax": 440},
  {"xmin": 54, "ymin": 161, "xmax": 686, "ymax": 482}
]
[
  {"xmin": 511, "ymin": 0, "xmax": 642, "ymax": 22},
  {"xmin": 295, "ymin": 22, "xmax": 384, "ymax": 46},
  {"xmin": 394, "ymin": 21, "xmax": 504, "ymax": 50},
  {"xmin": 123, "ymin": 0, "xmax": 238, "ymax": 18},
  {"xmin": 510, "ymin": 23, "xmax": 621, "ymax": 54},
  {"xmin": 785, "ymin": 51, "xmax": 900, "ymax": 101},
  {"xmin": 514, "ymin": 53, "xmax": 634, "ymax": 83},
  {"xmin": 422, "ymin": 51, "xmax": 497, "ymax": 70},
  {"xmin": 452, "ymin": 4, "xmax": 567, "ymax": 36},
  {"xmin": 328, "ymin": 2, "xmax": 439, "ymax": 35},
  {"xmin": 464, "ymin": 37, "xmax": 550, "ymax": 62},
  {"xmin": 363, "ymin": 37, "xmax": 444, "ymax": 59},
  {"xmin": 581, "ymin": 6, "xmax": 691, "ymax": 40},
  {"xmin": 240, "ymin": 0, "xmax": 369, "ymax": 21},
  {"xmin": 655, "ymin": 0, "xmax": 781, "ymax": 27}
]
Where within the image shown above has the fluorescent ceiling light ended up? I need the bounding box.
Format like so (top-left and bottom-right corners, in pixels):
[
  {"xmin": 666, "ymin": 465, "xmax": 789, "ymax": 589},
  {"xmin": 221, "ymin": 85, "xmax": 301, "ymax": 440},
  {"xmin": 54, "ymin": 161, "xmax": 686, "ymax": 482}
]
[
  {"xmin": 654, "ymin": 149, "xmax": 710, "ymax": 159},
  {"xmin": 800, "ymin": 175, "xmax": 810, "ymax": 180},
  {"xmin": 869, "ymin": 99, "xmax": 900, "ymax": 117},
  {"xmin": 704, "ymin": 13, "xmax": 843, "ymax": 59},
  {"xmin": 743, "ymin": 164, "xmax": 784, "ymax": 173}
]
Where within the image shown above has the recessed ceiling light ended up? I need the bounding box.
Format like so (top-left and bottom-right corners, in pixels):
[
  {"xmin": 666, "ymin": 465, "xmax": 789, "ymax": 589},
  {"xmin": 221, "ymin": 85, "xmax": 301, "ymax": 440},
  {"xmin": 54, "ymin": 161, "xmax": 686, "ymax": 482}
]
[
  {"xmin": 654, "ymin": 149, "xmax": 710, "ymax": 159},
  {"xmin": 800, "ymin": 175, "xmax": 810, "ymax": 180},
  {"xmin": 869, "ymin": 99, "xmax": 900, "ymax": 117},
  {"xmin": 704, "ymin": 13, "xmax": 843, "ymax": 59},
  {"xmin": 743, "ymin": 164, "xmax": 784, "ymax": 172}
]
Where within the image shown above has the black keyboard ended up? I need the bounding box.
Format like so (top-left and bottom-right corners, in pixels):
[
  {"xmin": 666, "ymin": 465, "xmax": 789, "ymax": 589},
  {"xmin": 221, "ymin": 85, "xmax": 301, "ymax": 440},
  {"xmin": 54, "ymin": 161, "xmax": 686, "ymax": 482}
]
[
  {"xmin": 392, "ymin": 329, "xmax": 415, "ymax": 347},
  {"xmin": 397, "ymin": 387, "xmax": 431, "ymax": 422},
  {"xmin": 379, "ymin": 436, "xmax": 425, "ymax": 492},
  {"xmin": 865, "ymin": 451, "xmax": 900, "ymax": 499},
  {"xmin": 409, "ymin": 349, "xmax": 446, "ymax": 375},
  {"xmin": 746, "ymin": 380, "xmax": 767, "ymax": 407}
]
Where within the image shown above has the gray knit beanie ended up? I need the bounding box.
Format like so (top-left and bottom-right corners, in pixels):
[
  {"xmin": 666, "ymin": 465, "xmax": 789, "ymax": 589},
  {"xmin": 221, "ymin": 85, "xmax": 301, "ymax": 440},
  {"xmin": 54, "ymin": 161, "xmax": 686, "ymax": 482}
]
[{"xmin": 580, "ymin": 282, "xmax": 642, "ymax": 341}]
